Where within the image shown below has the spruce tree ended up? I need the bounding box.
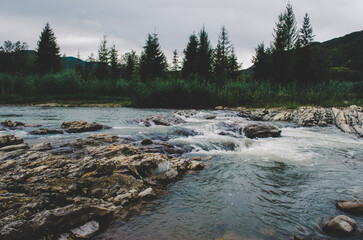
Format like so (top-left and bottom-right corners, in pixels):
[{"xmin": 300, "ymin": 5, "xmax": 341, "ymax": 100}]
[
  {"xmin": 252, "ymin": 43, "xmax": 267, "ymax": 81},
  {"xmin": 171, "ymin": 49, "xmax": 180, "ymax": 72},
  {"xmin": 74, "ymin": 49, "xmax": 83, "ymax": 74},
  {"xmin": 297, "ymin": 13, "xmax": 315, "ymax": 48},
  {"xmin": 121, "ymin": 50, "xmax": 139, "ymax": 80},
  {"xmin": 213, "ymin": 26, "xmax": 239, "ymax": 79},
  {"xmin": 109, "ymin": 44, "xmax": 119, "ymax": 79},
  {"xmin": 35, "ymin": 23, "xmax": 61, "ymax": 73},
  {"xmin": 273, "ymin": 4, "xmax": 297, "ymax": 52},
  {"xmin": 139, "ymin": 33, "xmax": 167, "ymax": 80},
  {"xmin": 182, "ymin": 33, "xmax": 198, "ymax": 77},
  {"xmin": 197, "ymin": 27, "xmax": 213, "ymax": 80},
  {"xmin": 96, "ymin": 35, "xmax": 109, "ymax": 79}
]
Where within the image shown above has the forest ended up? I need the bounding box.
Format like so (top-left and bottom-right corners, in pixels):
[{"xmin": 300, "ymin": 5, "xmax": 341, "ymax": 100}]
[{"xmin": 0, "ymin": 4, "xmax": 362, "ymax": 108}]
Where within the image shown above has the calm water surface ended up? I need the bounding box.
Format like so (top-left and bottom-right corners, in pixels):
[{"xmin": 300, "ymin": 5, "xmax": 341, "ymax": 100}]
[{"xmin": 1, "ymin": 107, "xmax": 362, "ymax": 240}]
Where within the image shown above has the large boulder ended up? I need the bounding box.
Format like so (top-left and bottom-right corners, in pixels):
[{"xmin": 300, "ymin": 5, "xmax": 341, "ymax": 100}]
[
  {"xmin": 336, "ymin": 200, "xmax": 363, "ymax": 215},
  {"xmin": 323, "ymin": 215, "xmax": 356, "ymax": 236},
  {"xmin": 0, "ymin": 135, "xmax": 24, "ymax": 148},
  {"xmin": 61, "ymin": 121, "xmax": 109, "ymax": 133},
  {"xmin": 243, "ymin": 123, "xmax": 281, "ymax": 139}
]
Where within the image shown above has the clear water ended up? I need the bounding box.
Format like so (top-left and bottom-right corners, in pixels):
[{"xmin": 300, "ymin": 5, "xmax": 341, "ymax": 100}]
[{"xmin": 1, "ymin": 107, "xmax": 362, "ymax": 240}]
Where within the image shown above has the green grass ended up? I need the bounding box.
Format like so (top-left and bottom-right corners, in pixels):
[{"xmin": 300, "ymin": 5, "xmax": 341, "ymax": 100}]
[{"xmin": 0, "ymin": 71, "xmax": 362, "ymax": 108}]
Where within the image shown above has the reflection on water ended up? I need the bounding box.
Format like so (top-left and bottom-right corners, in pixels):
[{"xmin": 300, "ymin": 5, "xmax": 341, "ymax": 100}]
[{"xmin": 0, "ymin": 106, "xmax": 362, "ymax": 240}]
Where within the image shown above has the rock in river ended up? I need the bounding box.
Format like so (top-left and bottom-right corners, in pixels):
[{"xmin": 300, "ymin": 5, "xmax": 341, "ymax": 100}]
[
  {"xmin": 61, "ymin": 120, "xmax": 110, "ymax": 133},
  {"xmin": 0, "ymin": 135, "xmax": 24, "ymax": 148},
  {"xmin": 336, "ymin": 200, "xmax": 363, "ymax": 215},
  {"xmin": 30, "ymin": 128, "xmax": 64, "ymax": 135},
  {"xmin": 323, "ymin": 215, "xmax": 356, "ymax": 236},
  {"xmin": 134, "ymin": 115, "xmax": 186, "ymax": 127},
  {"xmin": 243, "ymin": 123, "xmax": 281, "ymax": 139}
]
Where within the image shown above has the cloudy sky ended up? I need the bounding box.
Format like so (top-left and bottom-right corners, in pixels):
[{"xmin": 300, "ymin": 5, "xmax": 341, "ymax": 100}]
[{"xmin": 1, "ymin": 0, "xmax": 362, "ymax": 67}]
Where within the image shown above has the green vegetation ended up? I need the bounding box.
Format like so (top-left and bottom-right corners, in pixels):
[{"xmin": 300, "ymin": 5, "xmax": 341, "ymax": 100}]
[{"xmin": 0, "ymin": 6, "xmax": 362, "ymax": 108}]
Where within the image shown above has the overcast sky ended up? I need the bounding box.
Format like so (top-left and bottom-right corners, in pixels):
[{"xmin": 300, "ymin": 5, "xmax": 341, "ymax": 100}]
[{"xmin": 1, "ymin": 0, "xmax": 362, "ymax": 68}]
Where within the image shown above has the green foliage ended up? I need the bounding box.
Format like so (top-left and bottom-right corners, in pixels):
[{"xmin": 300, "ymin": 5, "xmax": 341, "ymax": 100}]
[
  {"xmin": 36, "ymin": 23, "xmax": 61, "ymax": 73},
  {"xmin": 297, "ymin": 13, "xmax": 314, "ymax": 48},
  {"xmin": 182, "ymin": 33, "xmax": 199, "ymax": 78},
  {"xmin": 197, "ymin": 27, "xmax": 213, "ymax": 80}
]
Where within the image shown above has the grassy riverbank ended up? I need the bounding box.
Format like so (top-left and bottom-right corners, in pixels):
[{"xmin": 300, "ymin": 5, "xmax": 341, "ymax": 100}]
[{"xmin": 0, "ymin": 71, "xmax": 362, "ymax": 108}]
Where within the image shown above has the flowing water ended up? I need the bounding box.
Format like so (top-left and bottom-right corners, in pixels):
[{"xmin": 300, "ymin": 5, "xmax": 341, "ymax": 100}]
[{"xmin": 1, "ymin": 107, "xmax": 362, "ymax": 240}]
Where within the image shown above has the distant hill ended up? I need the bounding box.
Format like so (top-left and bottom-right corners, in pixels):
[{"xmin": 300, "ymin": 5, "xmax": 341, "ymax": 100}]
[{"xmin": 26, "ymin": 50, "xmax": 86, "ymax": 69}]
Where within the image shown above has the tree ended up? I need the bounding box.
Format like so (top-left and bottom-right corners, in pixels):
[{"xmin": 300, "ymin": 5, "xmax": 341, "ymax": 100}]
[
  {"xmin": 109, "ymin": 44, "xmax": 120, "ymax": 79},
  {"xmin": 121, "ymin": 50, "xmax": 139, "ymax": 80},
  {"xmin": 297, "ymin": 13, "xmax": 315, "ymax": 48},
  {"xmin": 35, "ymin": 22, "xmax": 61, "ymax": 73},
  {"xmin": 213, "ymin": 26, "xmax": 240, "ymax": 79},
  {"xmin": 0, "ymin": 41, "xmax": 29, "ymax": 74},
  {"xmin": 139, "ymin": 33, "xmax": 167, "ymax": 80},
  {"xmin": 197, "ymin": 27, "xmax": 213, "ymax": 80},
  {"xmin": 96, "ymin": 35, "xmax": 109, "ymax": 79},
  {"xmin": 182, "ymin": 33, "xmax": 199, "ymax": 78},
  {"xmin": 74, "ymin": 49, "xmax": 83, "ymax": 74},
  {"xmin": 272, "ymin": 3, "xmax": 297, "ymax": 52},
  {"xmin": 252, "ymin": 43, "xmax": 267, "ymax": 81},
  {"xmin": 84, "ymin": 53, "xmax": 96, "ymax": 80},
  {"xmin": 171, "ymin": 49, "xmax": 180, "ymax": 72}
]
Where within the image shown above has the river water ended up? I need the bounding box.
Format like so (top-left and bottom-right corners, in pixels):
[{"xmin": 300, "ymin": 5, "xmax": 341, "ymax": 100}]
[{"xmin": 1, "ymin": 107, "xmax": 362, "ymax": 240}]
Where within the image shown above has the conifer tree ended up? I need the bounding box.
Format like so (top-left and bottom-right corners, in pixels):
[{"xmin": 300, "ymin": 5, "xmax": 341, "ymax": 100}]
[
  {"xmin": 109, "ymin": 44, "xmax": 119, "ymax": 79},
  {"xmin": 297, "ymin": 13, "xmax": 315, "ymax": 48},
  {"xmin": 139, "ymin": 33, "xmax": 167, "ymax": 80},
  {"xmin": 273, "ymin": 3, "xmax": 297, "ymax": 52},
  {"xmin": 35, "ymin": 23, "xmax": 61, "ymax": 73},
  {"xmin": 182, "ymin": 33, "xmax": 198, "ymax": 77},
  {"xmin": 121, "ymin": 50, "xmax": 139, "ymax": 80},
  {"xmin": 213, "ymin": 26, "xmax": 239, "ymax": 79},
  {"xmin": 252, "ymin": 43, "xmax": 267, "ymax": 81},
  {"xmin": 74, "ymin": 49, "xmax": 83, "ymax": 74},
  {"xmin": 171, "ymin": 49, "xmax": 180, "ymax": 72},
  {"xmin": 96, "ymin": 35, "xmax": 109, "ymax": 79},
  {"xmin": 197, "ymin": 27, "xmax": 213, "ymax": 80}
]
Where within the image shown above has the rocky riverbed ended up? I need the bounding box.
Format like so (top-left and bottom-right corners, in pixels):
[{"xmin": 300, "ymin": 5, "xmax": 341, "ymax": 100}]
[
  {"xmin": 214, "ymin": 105, "xmax": 363, "ymax": 137},
  {"xmin": 0, "ymin": 120, "xmax": 205, "ymax": 240}
]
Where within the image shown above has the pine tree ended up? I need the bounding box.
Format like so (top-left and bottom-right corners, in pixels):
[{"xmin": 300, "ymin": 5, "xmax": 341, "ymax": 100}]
[
  {"xmin": 96, "ymin": 35, "xmax": 109, "ymax": 79},
  {"xmin": 273, "ymin": 4, "xmax": 297, "ymax": 52},
  {"xmin": 252, "ymin": 43, "xmax": 267, "ymax": 81},
  {"xmin": 213, "ymin": 26, "xmax": 239, "ymax": 79},
  {"xmin": 197, "ymin": 27, "xmax": 213, "ymax": 80},
  {"xmin": 182, "ymin": 33, "xmax": 198, "ymax": 77},
  {"xmin": 35, "ymin": 23, "xmax": 61, "ymax": 73},
  {"xmin": 121, "ymin": 50, "xmax": 139, "ymax": 80},
  {"xmin": 297, "ymin": 13, "xmax": 315, "ymax": 48},
  {"xmin": 109, "ymin": 44, "xmax": 119, "ymax": 79},
  {"xmin": 139, "ymin": 33, "xmax": 167, "ymax": 80},
  {"xmin": 171, "ymin": 49, "xmax": 180, "ymax": 72},
  {"xmin": 74, "ymin": 49, "xmax": 83, "ymax": 74}
]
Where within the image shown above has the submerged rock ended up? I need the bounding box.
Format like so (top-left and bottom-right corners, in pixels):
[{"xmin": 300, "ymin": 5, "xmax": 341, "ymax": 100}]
[
  {"xmin": 141, "ymin": 138, "xmax": 153, "ymax": 145},
  {"xmin": 336, "ymin": 200, "xmax": 363, "ymax": 215},
  {"xmin": 70, "ymin": 220, "xmax": 99, "ymax": 239},
  {"xmin": 135, "ymin": 115, "xmax": 186, "ymax": 127},
  {"xmin": 61, "ymin": 120, "xmax": 110, "ymax": 133},
  {"xmin": 323, "ymin": 215, "xmax": 356, "ymax": 236},
  {"xmin": 170, "ymin": 127, "xmax": 200, "ymax": 137},
  {"xmin": 243, "ymin": 123, "xmax": 281, "ymax": 139},
  {"xmin": 0, "ymin": 135, "xmax": 24, "ymax": 148},
  {"xmin": 30, "ymin": 128, "xmax": 64, "ymax": 135}
]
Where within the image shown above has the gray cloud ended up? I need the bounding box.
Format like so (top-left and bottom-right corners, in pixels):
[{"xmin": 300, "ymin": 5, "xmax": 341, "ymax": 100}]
[{"xmin": 1, "ymin": 0, "xmax": 362, "ymax": 67}]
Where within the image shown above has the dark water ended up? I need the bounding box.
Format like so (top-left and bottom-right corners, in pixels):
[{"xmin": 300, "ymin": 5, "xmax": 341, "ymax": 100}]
[{"xmin": 0, "ymin": 107, "xmax": 362, "ymax": 240}]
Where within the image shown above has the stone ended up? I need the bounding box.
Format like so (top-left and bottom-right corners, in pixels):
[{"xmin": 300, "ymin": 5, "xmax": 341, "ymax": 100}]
[
  {"xmin": 0, "ymin": 143, "xmax": 29, "ymax": 152},
  {"xmin": 135, "ymin": 115, "xmax": 186, "ymax": 127},
  {"xmin": 323, "ymin": 215, "xmax": 356, "ymax": 235},
  {"xmin": 243, "ymin": 123, "xmax": 281, "ymax": 139},
  {"xmin": 170, "ymin": 127, "xmax": 199, "ymax": 137},
  {"xmin": 0, "ymin": 135, "xmax": 24, "ymax": 148},
  {"xmin": 205, "ymin": 115, "xmax": 216, "ymax": 120},
  {"xmin": 31, "ymin": 143, "xmax": 53, "ymax": 151},
  {"xmin": 188, "ymin": 161, "xmax": 204, "ymax": 170},
  {"xmin": 1, "ymin": 120, "xmax": 25, "ymax": 128},
  {"xmin": 30, "ymin": 128, "xmax": 64, "ymax": 135},
  {"xmin": 70, "ymin": 220, "xmax": 99, "ymax": 239},
  {"xmin": 141, "ymin": 138, "xmax": 153, "ymax": 145},
  {"xmin": 138, "ymin": 187, "xmax": 154, "ymax": 199},
  {"xmin": 61, "ymin": 120, "xmax": 109, "ymax": 133},
  {"xmin": 336, "ymin": 200, "xmax": 363, "ymax": 215}
]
